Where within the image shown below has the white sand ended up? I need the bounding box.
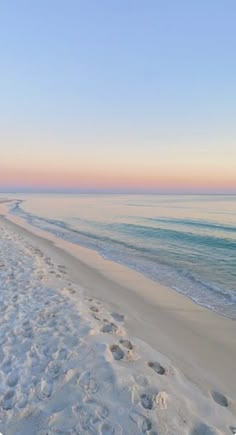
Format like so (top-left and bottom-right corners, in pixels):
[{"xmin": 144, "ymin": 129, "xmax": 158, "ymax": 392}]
[{"xmin": 0, "ymin": 200, "xmax": 236, "ymax": 434}]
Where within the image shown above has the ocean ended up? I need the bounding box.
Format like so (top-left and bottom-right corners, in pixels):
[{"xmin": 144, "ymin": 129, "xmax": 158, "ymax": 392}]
[{"xmin": 7, "ymin": 194, "xmax": 236, "ymax": 320}]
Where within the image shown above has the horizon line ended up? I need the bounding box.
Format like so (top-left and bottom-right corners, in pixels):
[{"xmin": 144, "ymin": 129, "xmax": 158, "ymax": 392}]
[{"xmin": 1, "ymin": 190, "xmax": 236, "ymax": 196}]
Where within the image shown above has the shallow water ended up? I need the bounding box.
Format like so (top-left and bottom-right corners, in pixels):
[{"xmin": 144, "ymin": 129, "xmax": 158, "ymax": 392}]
[{"xmin": 6, "ymin": 193, "xmax": 236, "ymax": 319}]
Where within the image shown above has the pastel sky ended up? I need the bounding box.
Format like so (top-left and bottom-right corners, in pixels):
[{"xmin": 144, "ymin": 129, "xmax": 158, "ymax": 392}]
[{"xmin": 1, "ymin": 0, "xmax": 236, "ymax": 193}]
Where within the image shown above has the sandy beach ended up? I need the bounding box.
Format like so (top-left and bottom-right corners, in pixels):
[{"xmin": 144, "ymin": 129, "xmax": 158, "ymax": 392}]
[{"xmin": 0, "ymin": 201, "xmax": 236, "ymax": 434}]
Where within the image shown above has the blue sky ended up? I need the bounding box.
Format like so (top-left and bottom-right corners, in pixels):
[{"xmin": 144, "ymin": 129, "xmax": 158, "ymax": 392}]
[{"xmin": 1, "ymin": 1, "xmax": 236, "ymax": 192}]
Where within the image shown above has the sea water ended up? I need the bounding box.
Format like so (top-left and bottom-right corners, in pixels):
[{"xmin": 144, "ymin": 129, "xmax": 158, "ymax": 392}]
[{"xmin": 7, "ymin": 194, "xmax": 236, "ymax": 319}]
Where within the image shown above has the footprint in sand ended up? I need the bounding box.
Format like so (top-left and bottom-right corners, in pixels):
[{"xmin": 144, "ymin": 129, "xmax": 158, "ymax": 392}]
[
  {"xmin": 58, "ymin": 265, "xmax": 67, "ymax": 274},
  {"xmin": 17, "ymin": 393, "xmax": 28, "ymax": 409},
  {"xmin": 45, "ymin": 257, "xmax": 53, "ymax": 267},
  {"xmin": 210, "ymin": 390, "xmax": 229, "ymax": 407},
  {"xmin": 22, "ymin": 320, "xmax": 34, "ymax": 338},
  {"xmin": 129, "ymin": 411, "xmax": 152, "ymax": 433},
  {"xmin": 148, "ymin": 361, "xmax": 165, "ymax": 375},
  {"xmin": 140, "ymin": 393, "xmax": 156, "ymax": 410},
  {"xmin": 49, "ymin": 409, "xmax": 77, "ymax": 433},
  {"xmin": 191, "ymin": 422, "xmax": 219, "ymax": 435},
  {"xmin": 119, "ymin": 339, "xmax": 133, "ymax": 350},
  {"xmin": 119, "ymin": 339, "xmax": 137, "ymax": 361},
  {"xmin": 56, "ymin": 348, "xmax": 68, "ymax": 360},
  {"xmin": 46, "ymin": 360, "xmax": 64, "ymax": 380},
  {"xmin": 2, "ymin": 358, "xmax": 13, "ymax": 375},
  {"xmin": 7, "ymin": 370, "xmax": 19, "ymax": 387},
  {"xmin": 2, "ymin": 389, "xmax": 15, "ymax": 410},
  {"xmin": 90, "ymin": 305, "xmax": 99, "ymax": 313},
  {"xmin": 42, "ymin": 342, "xmax": 58, "ymax": 357},
  {"xmin": 35, "ymin": 378, "xmax": 53, "ymax": 400},
  {"xmin": 99, "ymin": 421, "xmax": 121, "ymax": 435},
  {"xmin": 109, "ymin": 344, "xmax": 125, "ymax": 361},
  {"xmin": 101, "ymin": 321, "xmax": 121, "ymax": 335},
  {"xmin": 95, "ymin": 404, "xmax": 110, "ymax": 421},
  {"xmin": 78, "ymin": 371, "xmax": 99, "ymax": 395},
  {"xmin": 111, "ymin": 312, "xmax": 125, "ymax": 323}
]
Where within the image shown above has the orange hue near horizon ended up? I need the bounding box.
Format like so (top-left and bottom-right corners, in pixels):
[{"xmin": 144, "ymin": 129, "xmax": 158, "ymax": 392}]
[
  {"xmin": 1, "ymin": 164, "xmax": 236, "ymax": 192},
  {"xmin": 1, "ymin": 135, "xmax": 236, "ymax": 192}
]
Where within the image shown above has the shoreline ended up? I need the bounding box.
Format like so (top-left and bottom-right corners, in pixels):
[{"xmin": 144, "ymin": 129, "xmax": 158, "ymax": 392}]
[
  {"xmin": 0, "ymin": 204, "xmax": 236, "ymax": 433},
  {"xmin": 2, "ymin": 196, "xmax": 235, "ymax": 321},
  {"xmin": 4, "ymin": 196, "xmax": 236, "ymax": 322},
  {"xmin": 1, "ymin": 203, "xmax": 236, "ymax": 401}
]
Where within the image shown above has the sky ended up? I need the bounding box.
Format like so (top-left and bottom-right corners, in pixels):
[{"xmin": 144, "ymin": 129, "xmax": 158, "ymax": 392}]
[{"xmin": 0, "ymin": 0, "xmax": 236, "ymax": 193}]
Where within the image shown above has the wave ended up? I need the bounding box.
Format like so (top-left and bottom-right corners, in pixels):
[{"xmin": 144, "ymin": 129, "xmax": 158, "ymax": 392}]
[
  {"xmin": 143, "ymin": 217, "xmax": 236, "ymax": 233},
  {"xmin": 112, "ymin": 222, "xmax": 236, "ymax": 250},
  {"xmin": 10, "ymin": 200, "xmax": 157, "ymax": 254},
  {"xmin": 9, "ymin": 199, "xmax": 236, "ymax": 319},
  {"xmin": 13, "ymin": 201, "xmax": 236, "ymax": 251},
  {"xmin": 13, "ymin": 203, "xmax": 236, "ymax": 257}
]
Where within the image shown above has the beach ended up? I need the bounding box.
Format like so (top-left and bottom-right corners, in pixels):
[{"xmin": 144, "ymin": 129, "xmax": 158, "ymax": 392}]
[
  {"xmin": 1, "ymin": 0, "xmax": 235, "ymax": 432},
  {"xmin": 0, "ymin": 200, "xmax": 236, "ymax": 434}
]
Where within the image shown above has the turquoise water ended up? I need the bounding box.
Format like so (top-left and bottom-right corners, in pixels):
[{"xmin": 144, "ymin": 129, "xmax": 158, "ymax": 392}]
[{"xmin": 8, "ymin": 194, "xmax": 236, "ymax": 319}]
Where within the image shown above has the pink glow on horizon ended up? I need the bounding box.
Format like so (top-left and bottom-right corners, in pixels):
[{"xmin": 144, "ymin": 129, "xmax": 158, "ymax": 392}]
[{"xmin": 1, "ymin": 165, "xmax": 236, "ymax": 193}]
